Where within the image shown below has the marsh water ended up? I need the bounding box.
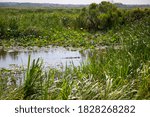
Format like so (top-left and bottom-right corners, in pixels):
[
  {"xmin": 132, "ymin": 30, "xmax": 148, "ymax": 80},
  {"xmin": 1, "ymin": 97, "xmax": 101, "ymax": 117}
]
[{"xmin": 0, "ymin": 46, "xmax": 88, "ymax": 69}]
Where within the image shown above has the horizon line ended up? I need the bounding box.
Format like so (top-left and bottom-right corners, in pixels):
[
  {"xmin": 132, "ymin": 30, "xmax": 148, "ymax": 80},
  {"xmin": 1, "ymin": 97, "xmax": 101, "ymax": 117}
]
[{"xmin": 0, "ymin": 1, "xmax": 150, "ymax": 5}]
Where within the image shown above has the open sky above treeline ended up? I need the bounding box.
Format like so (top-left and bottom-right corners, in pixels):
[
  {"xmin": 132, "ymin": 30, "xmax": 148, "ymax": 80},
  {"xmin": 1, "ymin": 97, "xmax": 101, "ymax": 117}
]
[{"xmin": 0, "ymin": 0, "xmax": 150, "ymax": 5}]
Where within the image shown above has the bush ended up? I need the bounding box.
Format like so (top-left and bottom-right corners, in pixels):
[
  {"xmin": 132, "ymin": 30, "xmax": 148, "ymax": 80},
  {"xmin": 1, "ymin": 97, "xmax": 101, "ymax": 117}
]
[{"xmin": 22, "ymin": 26, "xmax": 43, "ymax": 37}]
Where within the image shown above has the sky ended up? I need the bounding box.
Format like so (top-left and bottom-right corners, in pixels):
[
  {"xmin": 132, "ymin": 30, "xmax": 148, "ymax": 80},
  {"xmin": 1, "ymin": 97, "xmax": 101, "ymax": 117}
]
[{"xmin": 0, "ymin": 0, "xmax": 150, "ymax": 5}]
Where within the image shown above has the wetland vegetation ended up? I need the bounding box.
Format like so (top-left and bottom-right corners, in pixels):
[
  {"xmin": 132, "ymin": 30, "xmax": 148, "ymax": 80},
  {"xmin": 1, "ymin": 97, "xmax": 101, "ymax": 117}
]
[{"xmin": 0, "ymin": 1, "xmax": 150, "ymax": 99}]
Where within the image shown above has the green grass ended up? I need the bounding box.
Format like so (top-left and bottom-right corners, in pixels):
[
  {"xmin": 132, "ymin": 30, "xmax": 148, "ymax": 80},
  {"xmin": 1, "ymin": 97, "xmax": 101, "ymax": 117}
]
[
  {"xmin": 1, "ymin": 7, "xmax": 149, "ymax": 48},
  {"xmin": 0, "ymin": 7, "xmax": 150, "ymax": 100},
  {"xmin": 0, "ymin": 32, "xmax": 149, "ymax": 99}
]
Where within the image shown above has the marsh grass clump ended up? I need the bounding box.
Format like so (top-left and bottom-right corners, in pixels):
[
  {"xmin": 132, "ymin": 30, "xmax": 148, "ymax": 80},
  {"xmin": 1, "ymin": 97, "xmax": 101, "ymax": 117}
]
[{"xmin": 23, "ymin": 56, "xmax": 44, "ymax": 99}]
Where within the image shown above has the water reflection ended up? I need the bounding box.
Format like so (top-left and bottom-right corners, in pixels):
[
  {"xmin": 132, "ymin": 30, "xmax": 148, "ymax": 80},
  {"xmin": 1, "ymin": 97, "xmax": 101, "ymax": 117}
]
[
  {"xmin": 0, "ymin": 46, "xmax": 88, "ymax": 69},
  {"xmin": 8, "ymin": 51, "xmax": 20, "ymax": 60},
  {"xmin": 0, "ymin": 48, "xmax": 7, "ymax": 60}
]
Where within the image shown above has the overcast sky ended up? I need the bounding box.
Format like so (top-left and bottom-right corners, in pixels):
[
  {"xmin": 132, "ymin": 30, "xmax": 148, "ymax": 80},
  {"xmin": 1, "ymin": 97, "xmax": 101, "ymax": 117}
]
[{"xmin": 0, "ymin": 0, "xmax": 150, "ymax": 5}]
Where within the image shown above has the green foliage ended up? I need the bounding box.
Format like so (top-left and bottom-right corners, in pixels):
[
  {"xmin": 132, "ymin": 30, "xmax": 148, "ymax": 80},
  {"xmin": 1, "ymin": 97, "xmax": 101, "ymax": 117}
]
[
  {"xmin": 23, "ymin": 56, "xmax": 43, "ymax": 99},
  {"xmin": 124, "ymin": 8, "xmax": 150, "ymax": 22},
  {"xmin": 22, "ymin": 26, "xmax": 43, "ymax": 37},
  {"xmin": 0, "ymin": 2, "xmax": 150, "ymax": 100},
  {"xmin": 0, "ymin": 4, "xmax": 150, "ymax": 47},
  {"xmin": 77, "ymin": 2, "xmax": 121, "ymax": 31},
  {"xmin": 0, "ymin": 32, "xmax": 149, "ymax": 99},
  {"xmin": 77, "ymin": 2, "xmax": 150, "ymax": 31},
  {"xmin": 0, "ymin": 19, "xmax": 6, "ymax": 38}
]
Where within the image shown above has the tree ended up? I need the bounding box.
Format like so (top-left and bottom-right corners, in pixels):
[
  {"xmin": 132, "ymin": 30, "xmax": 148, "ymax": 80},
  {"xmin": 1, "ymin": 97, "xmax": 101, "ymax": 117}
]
[{"xmin": 77, "ymin": 1, "xmax": 121, "ymax": 31}]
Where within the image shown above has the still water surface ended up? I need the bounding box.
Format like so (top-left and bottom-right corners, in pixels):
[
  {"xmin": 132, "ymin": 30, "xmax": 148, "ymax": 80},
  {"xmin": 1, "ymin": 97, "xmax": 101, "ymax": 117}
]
[{"xmin": 0, "ymin": 46, "xmax": 87, "ymax": 69}]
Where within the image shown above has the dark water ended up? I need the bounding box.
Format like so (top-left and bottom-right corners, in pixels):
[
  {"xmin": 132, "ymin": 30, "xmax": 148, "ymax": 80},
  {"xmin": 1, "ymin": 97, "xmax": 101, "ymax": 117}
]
[{"xmin": 0, "ymin": 46, "xmax": 88, "ymax": 69}]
